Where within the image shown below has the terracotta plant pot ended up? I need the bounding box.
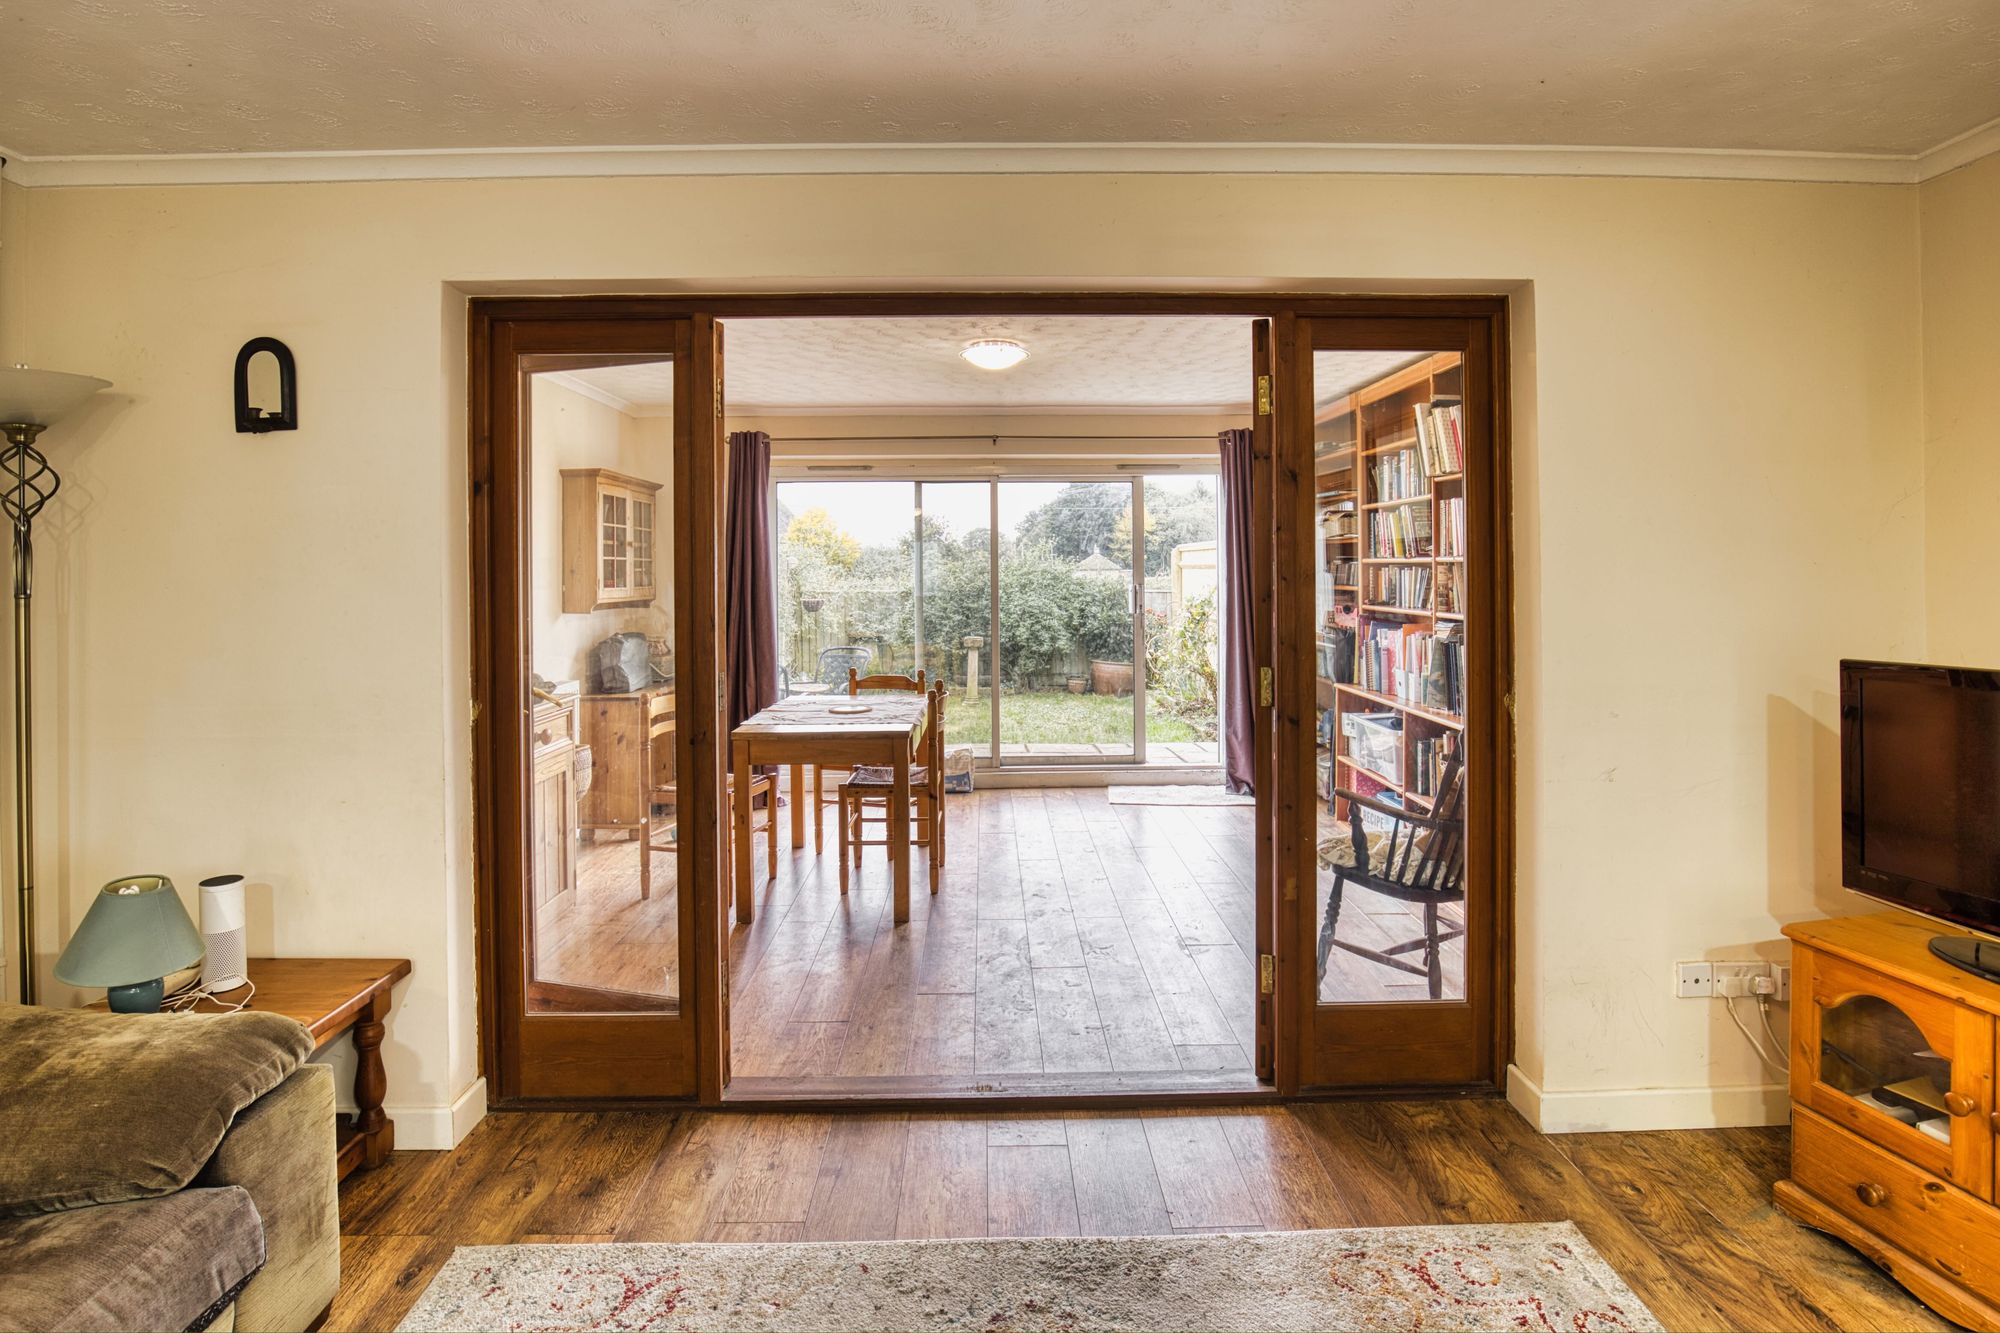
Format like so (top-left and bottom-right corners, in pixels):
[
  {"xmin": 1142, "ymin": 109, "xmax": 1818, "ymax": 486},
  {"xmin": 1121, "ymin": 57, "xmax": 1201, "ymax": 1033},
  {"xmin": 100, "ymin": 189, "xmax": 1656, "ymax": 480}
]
[
  {"xmin": 1066, "ymin": 676, "xmax": 1086, "ymax": 694},
  {"xmin": 1090, "ymin": 660, "xmax": 1134, "ymax": 696}
]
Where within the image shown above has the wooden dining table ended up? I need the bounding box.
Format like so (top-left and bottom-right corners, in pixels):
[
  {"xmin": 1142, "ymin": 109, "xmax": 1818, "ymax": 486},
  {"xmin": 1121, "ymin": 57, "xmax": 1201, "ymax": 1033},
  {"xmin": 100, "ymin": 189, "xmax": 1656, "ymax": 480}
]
[{"xmin": 730, "ymin": 692, "xmax": 929, "ymax": 926}]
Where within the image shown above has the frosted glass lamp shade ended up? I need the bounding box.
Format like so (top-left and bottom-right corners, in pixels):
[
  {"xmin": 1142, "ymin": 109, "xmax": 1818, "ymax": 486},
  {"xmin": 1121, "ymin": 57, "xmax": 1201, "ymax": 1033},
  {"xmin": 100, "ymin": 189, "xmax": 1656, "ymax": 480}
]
[
  {"xmin": 0, "ymin": 367, "xmax": 112, "ymax": 427},
  {"xmin": 55, "ymin": 875, "xmax": 205, "ymax": 995}
]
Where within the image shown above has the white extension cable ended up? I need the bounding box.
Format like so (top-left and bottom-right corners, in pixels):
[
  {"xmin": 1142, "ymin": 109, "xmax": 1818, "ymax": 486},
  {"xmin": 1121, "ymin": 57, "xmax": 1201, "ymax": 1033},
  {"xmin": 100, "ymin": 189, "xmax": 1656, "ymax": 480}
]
[{"xmin": 1724, "ymin": 991, "xmax": 1789, "ymax": 1076}]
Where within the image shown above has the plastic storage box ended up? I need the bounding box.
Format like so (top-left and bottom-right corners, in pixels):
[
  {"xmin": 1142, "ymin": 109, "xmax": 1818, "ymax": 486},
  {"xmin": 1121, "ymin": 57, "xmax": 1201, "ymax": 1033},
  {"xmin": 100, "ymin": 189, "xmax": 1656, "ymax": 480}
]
[{"xmin": 1340, "ymin": 711, "xmax": 1404, "ymax": 785}]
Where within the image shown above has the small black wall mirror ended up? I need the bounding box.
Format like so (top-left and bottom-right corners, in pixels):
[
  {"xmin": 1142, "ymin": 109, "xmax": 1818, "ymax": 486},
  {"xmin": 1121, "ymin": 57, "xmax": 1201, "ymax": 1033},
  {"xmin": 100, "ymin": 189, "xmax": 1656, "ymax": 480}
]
[{"xmin": 234, "ymin": 337, "xmax": 297, "ymax": 433}]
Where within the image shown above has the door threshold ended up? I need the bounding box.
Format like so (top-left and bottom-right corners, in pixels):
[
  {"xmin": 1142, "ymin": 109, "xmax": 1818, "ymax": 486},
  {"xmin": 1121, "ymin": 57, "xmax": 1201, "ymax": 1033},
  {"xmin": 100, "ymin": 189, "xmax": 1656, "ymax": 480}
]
[
  {"xmin": 722, "ymin": 1069, "xmax": 1273, "ymax": 1109},
  {"xmin": 974, "ymin": 765, "xmax": 1224, "ymax": 789}
]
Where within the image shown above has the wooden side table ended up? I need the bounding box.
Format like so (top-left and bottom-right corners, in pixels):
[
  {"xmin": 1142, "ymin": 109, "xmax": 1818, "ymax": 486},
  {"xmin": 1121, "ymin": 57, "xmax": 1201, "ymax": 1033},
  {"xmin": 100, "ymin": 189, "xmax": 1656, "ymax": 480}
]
[{"xmin": 99, "ymin": 957, "xmax": 412, "ymax": 1178}]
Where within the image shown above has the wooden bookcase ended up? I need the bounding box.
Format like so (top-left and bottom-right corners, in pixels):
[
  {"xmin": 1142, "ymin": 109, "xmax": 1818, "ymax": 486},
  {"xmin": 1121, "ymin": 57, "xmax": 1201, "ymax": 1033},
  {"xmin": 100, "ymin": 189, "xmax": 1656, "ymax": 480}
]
[{"xmin": 1314, "ymin": 352, "xmax": 1466, "ymax": 818}]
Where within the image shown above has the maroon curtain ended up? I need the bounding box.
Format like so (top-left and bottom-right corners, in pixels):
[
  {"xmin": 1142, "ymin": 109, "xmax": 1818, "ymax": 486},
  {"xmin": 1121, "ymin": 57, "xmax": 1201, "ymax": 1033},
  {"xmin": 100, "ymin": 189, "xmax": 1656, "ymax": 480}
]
[
  {"xmin": 1219, "ymin": 428, "xmax": 1256, "ymax": 795},
  {"xmin": 725, "ymin": 430, "xmax": 778, "ymax": 734}
]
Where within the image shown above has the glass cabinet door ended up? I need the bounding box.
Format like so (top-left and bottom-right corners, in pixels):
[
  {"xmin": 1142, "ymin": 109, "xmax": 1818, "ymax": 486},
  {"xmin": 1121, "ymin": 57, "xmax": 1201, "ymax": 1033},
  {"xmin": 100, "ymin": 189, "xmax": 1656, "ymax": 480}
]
[
  {"xmin": 601, "ymin": 491, "xmax": 631, "ymax": 594},
  {"xmin": 1800, "ymin": 952, "xmax": 1993, "ymax": 1197},
  {"xmin": 630, "ymin": 495, "xmax": 656, "ymax": 594}
]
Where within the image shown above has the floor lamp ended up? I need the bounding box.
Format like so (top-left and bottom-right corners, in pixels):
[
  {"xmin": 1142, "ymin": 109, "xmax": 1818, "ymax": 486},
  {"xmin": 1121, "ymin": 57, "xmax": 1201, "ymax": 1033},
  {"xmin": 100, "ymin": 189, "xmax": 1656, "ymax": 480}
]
[{"xmin": 0, "ymin": 366, "xmax": 110, "ymax": 1004}]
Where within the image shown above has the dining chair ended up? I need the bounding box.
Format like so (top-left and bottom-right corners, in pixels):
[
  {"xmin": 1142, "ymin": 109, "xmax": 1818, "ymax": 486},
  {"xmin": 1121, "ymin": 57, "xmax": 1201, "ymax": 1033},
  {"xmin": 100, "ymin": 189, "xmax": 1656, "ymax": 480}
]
[
  {"xmin": 808, "ymin": 668, "xmax": 925, "ymax": 852},
  {"xmin": 837, "ymin": 681, "xmax": 947, "ymax": 895}
]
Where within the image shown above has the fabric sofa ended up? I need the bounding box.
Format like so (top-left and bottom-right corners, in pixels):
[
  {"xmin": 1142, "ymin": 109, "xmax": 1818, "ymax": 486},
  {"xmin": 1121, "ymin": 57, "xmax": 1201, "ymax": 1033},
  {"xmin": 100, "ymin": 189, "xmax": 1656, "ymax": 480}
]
[{"xmin": 0, "ymin": 1006, "xmax": 341, "ymax": 1332}]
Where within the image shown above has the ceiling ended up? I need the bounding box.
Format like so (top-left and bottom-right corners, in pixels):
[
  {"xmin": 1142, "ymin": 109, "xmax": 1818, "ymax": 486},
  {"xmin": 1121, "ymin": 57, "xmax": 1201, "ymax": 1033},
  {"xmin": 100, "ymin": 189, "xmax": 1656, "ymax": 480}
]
[
  {"xmin": 555, "ymin": 317, "xmax": 1423, "ymax": 414},
  {"xmin": 2, "ymin": 0, "xmax": 1996, "ymax": 160}
]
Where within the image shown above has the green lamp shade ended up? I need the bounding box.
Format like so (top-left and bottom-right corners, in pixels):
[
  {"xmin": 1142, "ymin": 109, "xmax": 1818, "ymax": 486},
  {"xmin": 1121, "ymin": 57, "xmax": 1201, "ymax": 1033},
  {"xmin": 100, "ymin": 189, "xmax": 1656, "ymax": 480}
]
[{"xmin": 55, "ymin": 875, "xmax": 205, "ymax": 1001}]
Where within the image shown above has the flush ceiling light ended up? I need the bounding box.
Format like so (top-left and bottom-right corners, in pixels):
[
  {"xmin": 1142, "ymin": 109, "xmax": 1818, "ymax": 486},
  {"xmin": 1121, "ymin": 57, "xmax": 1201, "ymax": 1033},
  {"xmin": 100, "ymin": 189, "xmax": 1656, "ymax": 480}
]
[{"xmin": 960, "ymin": 339, "xmax": 1029, "ymax": 371}]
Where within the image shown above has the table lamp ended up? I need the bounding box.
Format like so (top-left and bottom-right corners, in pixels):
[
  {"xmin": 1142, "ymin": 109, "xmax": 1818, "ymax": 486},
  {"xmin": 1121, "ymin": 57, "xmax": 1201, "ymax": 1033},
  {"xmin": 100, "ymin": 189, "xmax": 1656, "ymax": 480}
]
[{"xmin": 54, "ymin": 875, "xmax": 205, "ymax": 1012}]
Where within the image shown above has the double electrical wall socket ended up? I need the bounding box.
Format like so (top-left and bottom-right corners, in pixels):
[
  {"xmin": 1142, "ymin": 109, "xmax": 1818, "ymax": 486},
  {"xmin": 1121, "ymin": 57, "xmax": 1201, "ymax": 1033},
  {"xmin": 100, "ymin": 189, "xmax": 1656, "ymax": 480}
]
[{"xmin": 1675, "ymin": 962, "xmax": 1715, "ymax": 998}]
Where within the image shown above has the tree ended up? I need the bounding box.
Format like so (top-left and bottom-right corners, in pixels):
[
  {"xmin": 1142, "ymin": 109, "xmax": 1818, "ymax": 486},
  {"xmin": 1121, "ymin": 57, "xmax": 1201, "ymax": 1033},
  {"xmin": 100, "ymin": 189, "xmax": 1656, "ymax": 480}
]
[
  {"xmin": 782, "ymin": 507, "xmax": 860, "ymax": 571},
  {"xmin": 1115, "ymin": 480, "xmax": 1218, "ymax": 575},
  {"xmin": 1014, "ymin": 483, "xmax": 1129, "ymax": 563}
]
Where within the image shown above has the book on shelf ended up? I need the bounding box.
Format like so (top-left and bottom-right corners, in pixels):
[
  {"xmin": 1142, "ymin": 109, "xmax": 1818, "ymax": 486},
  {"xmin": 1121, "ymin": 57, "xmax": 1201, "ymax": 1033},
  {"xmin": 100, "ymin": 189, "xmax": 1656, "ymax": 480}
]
[
  {"xmin": 1435, "ymin": 563, "xmax": 1465, "ymax": 615},
  {"xmin": 1414, "ymin": 398, "xmax": 1466, "ymax": 474},
  {"xmin": 1411, "ymin": 736, "xmax": 1453, "ymax": 798},
  {"xmin": 1369, "ymin": 503, "xmax": 1433, "ymax": 558},
  {"xmin": 1356, "ymin": 620, "xmax": 1464, "ymax": 716},
  {"xmin": 1436, "ymin": 494, "xmax": 1466, "ymax": 558},
  {"xmin": 1365, "ymin": 564, "xmax": 1431, "ymax": 610},
  {"xmin": 1330, "ymin": 557, "xmax": 1358, "ymax": 586},
  {"xmin": 1369, "ymin": 445, "xmax": 1430, "ymax": 502}
]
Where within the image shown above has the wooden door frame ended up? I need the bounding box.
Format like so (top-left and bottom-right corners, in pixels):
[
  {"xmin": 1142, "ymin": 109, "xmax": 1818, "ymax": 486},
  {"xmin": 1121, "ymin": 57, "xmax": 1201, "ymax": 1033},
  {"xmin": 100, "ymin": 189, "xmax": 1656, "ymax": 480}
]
[{"xmin": 468, "ymin": 291, "xmax": 1513, "ymax": 1105}]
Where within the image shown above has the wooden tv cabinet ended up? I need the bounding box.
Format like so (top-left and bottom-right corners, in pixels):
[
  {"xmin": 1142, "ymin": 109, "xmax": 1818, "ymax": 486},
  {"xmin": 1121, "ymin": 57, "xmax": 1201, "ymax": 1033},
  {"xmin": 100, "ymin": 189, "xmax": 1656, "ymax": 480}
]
[{"xmin": 1776, "ymin": 913, "xmax": 2000, "ymax": 1329}]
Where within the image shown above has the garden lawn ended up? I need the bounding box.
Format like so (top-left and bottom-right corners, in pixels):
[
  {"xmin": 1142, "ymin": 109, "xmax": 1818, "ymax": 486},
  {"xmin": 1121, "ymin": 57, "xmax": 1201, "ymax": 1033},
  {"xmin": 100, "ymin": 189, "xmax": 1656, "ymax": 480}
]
[{"xmin": 940, "ymin": 687, "xmax": 1205, "ymax": 747}]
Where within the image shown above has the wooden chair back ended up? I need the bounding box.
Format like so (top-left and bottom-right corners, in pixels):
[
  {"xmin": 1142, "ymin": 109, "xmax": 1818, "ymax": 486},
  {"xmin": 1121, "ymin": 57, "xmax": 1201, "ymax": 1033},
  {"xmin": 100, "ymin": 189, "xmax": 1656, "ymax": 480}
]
[
  {"xmin": 848, "ymin": 668, "xmax": 927, "ymax": 695},
  {"xmin": 926, "ymin": 683, "xmax": 947, "ymax": 786},
  {"xmin": 1371, "ymin": 746, "xmax": 1466, "ymax": 898}
]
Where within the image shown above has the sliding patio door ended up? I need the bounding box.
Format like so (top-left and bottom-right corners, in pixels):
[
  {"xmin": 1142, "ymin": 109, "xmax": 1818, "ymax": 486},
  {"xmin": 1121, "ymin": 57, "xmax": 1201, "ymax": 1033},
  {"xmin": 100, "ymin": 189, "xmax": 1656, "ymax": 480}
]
[
  {"xmin": 774, "ymin": 474, "xmax": 1224, "ymax": 771},
  {"xmin": 994, "ymin": 480, "xmax": 1142, "ymax": 764}
]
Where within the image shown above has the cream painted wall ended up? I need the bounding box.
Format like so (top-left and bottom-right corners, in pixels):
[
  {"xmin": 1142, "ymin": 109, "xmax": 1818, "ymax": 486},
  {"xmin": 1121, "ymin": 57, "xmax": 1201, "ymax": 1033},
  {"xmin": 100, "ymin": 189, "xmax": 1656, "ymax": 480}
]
[
  {"xmin": 0, "ymin": 169, "xmax": 1929, "ymax": 1136},
  {"xmin": 529, "ymin": 377, "xmax": 674, "ymax": 688},
  {"xmin": 1919, "ymin": 152, "xmax": 2000, "ymax": 668}
]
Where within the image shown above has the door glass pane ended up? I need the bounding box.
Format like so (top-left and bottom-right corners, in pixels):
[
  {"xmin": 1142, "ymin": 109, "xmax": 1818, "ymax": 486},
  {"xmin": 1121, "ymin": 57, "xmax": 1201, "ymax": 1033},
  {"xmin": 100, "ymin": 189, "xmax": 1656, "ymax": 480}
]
[
  {"xmin": 997, "ymin": 481, "xmax": 1135, "ymax": 762},
  {"xmin": 918, "ymin": 482, "xmax": 995, "ymax": 760},
  {"xmin": 526, "ymin": 364, "xmax": 677, "ymax": 1013},
  {"xmin": 1141, "ymin": 474, "xmax": 1221, "ymax": 767},
  {"xmin": 774, "ymin": 481, "xmax": 917, "ymax": 694},
  {"xmin": 1311, "ymin": 350, "xmax": 1468, "ymax": 1006}
]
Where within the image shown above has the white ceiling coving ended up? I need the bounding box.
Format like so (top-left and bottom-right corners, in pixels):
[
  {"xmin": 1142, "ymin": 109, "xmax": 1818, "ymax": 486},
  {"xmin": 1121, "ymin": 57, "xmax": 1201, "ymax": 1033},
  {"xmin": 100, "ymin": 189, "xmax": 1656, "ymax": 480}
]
[
  {"xmin": 1, "ymin": 0, "xmax": 1996, "ymax": 170},
  {"xmin": 553, "ymin": 316, "xmax": 1423, "ymax": 415}
]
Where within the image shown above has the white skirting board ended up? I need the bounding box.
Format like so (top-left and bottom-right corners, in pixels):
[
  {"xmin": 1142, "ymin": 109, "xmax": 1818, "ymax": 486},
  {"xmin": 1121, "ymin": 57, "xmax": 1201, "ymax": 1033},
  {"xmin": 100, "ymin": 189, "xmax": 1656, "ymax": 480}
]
[
  {"xmin": 1507, "ymin": 1064, "xmax": 1788, "ymax": 1133},
  {"xmin": 383, "ymin": 1077, "xmax": 489, "ymax": 1150}
]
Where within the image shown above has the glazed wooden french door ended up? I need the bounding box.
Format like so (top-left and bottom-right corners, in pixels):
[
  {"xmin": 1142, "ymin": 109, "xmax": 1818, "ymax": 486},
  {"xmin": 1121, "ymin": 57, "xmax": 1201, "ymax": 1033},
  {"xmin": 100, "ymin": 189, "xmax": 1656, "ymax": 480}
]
[
  {"xmin": 1280, "ymin": 314, "xmax": 1510, "ymax": 1090},
  {"xmin": 474, "ymin": 313, "xmax": 728, "ymax": 1101}
]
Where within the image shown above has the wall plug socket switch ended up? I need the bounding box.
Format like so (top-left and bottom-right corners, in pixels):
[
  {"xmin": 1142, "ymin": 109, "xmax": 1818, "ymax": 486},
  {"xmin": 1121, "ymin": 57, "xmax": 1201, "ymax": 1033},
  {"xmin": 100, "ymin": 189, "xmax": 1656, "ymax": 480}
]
[{"xmin": 1675, "ymin": 962, "xmax": 1714, "ymax": 998}]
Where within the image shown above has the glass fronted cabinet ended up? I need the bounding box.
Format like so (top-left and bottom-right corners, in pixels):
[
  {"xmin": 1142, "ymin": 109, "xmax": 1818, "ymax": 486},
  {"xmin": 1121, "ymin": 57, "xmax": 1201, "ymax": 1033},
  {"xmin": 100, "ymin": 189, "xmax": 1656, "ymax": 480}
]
[
  {"xmin": 1792, "ymin": 941, "xmax": 1995, "ymax": 1198},
  {"xmin": 561, "ymin": 467, "xmax": 663, "ymax": 611}
]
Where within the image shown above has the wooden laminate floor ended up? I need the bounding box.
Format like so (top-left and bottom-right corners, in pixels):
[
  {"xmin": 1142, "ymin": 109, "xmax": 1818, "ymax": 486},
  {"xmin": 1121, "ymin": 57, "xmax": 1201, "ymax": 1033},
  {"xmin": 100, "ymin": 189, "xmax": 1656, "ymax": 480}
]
[
  {"xmin": 329, "ymin": 1101, "xmax": 1948, "ymax": 1333},
  {"xmin": 536, "ymin": 786, "xmax": 1467, "ymax": 1060},
  {"xmin": 728, "ymin": 786, "xmax": 1263, "ymax": 1085}
]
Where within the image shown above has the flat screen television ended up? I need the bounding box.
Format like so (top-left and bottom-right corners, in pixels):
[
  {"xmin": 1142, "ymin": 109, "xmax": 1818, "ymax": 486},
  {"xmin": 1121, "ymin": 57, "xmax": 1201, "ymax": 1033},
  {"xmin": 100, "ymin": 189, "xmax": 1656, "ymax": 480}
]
[{"xmin": 1841, "ymin": 659, "xmax": 2000, "ymax": 981}]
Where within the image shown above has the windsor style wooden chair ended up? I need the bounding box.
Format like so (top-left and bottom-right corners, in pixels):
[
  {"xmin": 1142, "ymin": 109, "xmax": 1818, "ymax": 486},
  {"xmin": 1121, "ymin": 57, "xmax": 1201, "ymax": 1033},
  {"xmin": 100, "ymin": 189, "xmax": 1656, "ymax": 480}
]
[{"xmin": 1315, "ymin": 746, "xmax": 1466, "ymax": 999}]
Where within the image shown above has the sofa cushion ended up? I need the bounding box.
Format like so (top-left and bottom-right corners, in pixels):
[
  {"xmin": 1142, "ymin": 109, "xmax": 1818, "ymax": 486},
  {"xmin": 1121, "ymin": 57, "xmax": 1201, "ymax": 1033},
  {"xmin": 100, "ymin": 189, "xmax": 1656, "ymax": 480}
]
[
  {"xmin": 0, "ymin": 1007, "xmax": 313, "ymax": 1217},
  {"xmin": 0, "ymin": 1185, "xmax": 265, "ymax": 1333}
]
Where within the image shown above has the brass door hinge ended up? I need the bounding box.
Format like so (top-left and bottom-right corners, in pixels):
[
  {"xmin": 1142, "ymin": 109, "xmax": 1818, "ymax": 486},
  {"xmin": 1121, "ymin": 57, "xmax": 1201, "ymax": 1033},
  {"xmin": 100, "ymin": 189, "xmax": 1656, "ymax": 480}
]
[
  {"xmin": 1259, "ymin": 666, "xmax": 1273, "ymax": 708},
  {"xmin": 1255, "ymin": 374, "xmax": 1273, "ymax": 416},
  {"xmin": 1259, "ymin": 953, "xmax": 1276, "ymax": 994}
]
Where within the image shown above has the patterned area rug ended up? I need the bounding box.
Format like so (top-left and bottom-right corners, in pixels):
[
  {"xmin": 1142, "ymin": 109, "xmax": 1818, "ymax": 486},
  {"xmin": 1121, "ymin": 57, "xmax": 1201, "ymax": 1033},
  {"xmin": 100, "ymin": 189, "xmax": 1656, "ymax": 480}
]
[
  {"xmin": 1105, "ymin": 785, "xmax": 1254, "ymax": 807},
  {"xmin": 396, "ymin": 1223, "xmax": 1662, "ymax": 1332}
]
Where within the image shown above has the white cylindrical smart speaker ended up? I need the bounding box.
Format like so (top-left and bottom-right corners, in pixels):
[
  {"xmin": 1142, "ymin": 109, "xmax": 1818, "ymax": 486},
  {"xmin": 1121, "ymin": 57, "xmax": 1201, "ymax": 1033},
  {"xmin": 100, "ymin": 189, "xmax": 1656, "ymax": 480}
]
[{"xmin": 198, "ymin": 873, "xmax": 249, "ymax": 992}]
